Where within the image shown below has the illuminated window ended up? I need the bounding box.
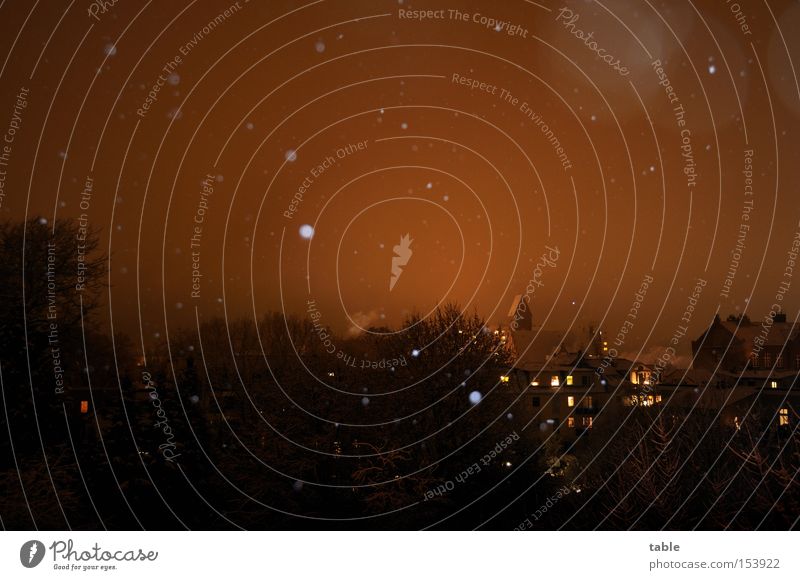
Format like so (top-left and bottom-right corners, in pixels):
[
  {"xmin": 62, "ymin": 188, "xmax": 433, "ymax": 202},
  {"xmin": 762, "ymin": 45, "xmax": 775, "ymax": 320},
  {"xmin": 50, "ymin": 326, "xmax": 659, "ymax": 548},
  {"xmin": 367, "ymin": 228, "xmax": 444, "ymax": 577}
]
[
  {"xmin": 500, "ymin": 375, "xmax": 510, "ymax": 383},
  {"xmin": 550, "ymin": 376, "xmax": 560, "ymax": 387},
  {"xmin": 771, "ymin": 380, "xmax": 778, "ymax": 389},
  {"xmin": 582, "ymin": 416, "xmax": 593, "ymax": 428},
  {"xmin": 531, "ymin": 381, "xmax": 539, "ymax": 387},
  {"xmin": 779, "ymin": 408, "xmax": 789, "ymax": 426},
  {"xmin": 584, "ymin": 396, "xmax": 594, "ymax": 408},
  {"xmin": 566, "ymin": 375, "xmax": 574, "ymax": 386},
  {"xmin": 655, "ymin": 395, "xmax": 662, "ymax": 403},
  {"xmin": 734, "ymin": 416, "xmax": 740, "ymax": 430},
  {"xmin": 80, "ymin": 400, "xmax": 89, "ymax": 414},
  {"xmin": 567, "ymin": 417, "xmax": 575, "ymax": 428},
  {"xmin": 567, "ymin": 396, "xmax": 575, "ymax": 407}
]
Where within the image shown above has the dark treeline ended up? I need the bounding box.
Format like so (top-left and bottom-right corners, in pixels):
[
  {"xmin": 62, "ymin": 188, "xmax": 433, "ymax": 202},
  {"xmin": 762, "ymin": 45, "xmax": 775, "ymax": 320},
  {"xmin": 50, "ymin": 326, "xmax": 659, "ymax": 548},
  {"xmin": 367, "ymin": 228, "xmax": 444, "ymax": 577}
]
[{"xmin": 1, "ymin": 218, "xmax": 797, "ymax": 530}]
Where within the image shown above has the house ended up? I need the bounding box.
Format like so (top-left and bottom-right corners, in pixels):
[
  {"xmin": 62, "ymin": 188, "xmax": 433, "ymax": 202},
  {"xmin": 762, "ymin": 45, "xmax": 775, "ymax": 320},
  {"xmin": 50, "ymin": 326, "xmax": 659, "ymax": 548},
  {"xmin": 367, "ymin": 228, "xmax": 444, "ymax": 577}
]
[{"xmin": 691, "ymin": 313, "xmax": 800, "ymax": 372}]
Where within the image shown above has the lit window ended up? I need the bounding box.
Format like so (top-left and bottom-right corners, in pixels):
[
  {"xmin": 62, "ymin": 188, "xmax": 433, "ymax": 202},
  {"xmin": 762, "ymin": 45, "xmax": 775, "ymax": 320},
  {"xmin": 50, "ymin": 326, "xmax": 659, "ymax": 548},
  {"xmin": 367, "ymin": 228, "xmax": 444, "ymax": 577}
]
[
  {"xmin": 582, "ymin": 416, "xmax": 593, "ymax": 428},
  {"xmin": 500, "ymin": 375, "xmax": 510, "ymax": 383},
  {"xmin": 655, "ymin": 395, "xmax": 662, "ymax": 403},
  {"xmin": 585, "ymin": 396, "xmax": 593, "ymax": 408},
  {"xmin": 771, "ymin": 381, "xmax": 778, "ymax": 389},
  {"xmin": 567, "ymin": 417, "xmax": 575, "ymax": 428},
  {"xmin": 779, "ymin": 408, "xmax": 789, "ymax": 426},
  {"xmin": 567, "ymin": 396, "xmax": 575, "ymax": 407},
  {"xmin": 80, "ymin": 400, "xmax": 89, "ymax": 414},
  {"xmin": 566, "ymin": 375, "xmax": 574, "ymax": 386},
  {"xmin": 550, "ymin": 376, "xmax": 560, "ymax": 387},
  {"xmin": 531, "ymin": 381, "xmax": 539, "ymax": 387}
]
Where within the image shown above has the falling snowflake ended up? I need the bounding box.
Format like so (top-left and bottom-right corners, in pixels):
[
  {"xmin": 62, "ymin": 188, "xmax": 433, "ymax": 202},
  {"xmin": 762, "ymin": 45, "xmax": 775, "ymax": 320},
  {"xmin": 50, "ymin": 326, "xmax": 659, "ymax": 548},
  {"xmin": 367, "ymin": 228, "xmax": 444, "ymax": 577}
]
[{"xmin": 299, "ymin": 224, "xmax": 314, "ymax": 239}]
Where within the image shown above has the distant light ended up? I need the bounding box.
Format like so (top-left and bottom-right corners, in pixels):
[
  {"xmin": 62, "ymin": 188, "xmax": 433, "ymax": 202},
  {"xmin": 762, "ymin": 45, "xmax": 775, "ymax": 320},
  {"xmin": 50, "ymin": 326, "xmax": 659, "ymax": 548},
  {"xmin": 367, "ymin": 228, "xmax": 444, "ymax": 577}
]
[
  {"xmin": 469, "ymin": 391, "xmax": 482, "ymax": 404},
  {"xmin": 411, "ymin": 349, "xmax": 420, "ymax": 357},
  {"xmin": 504, "ymin": 461, "xmax": 512, "ymax": 467},
  {"xmin": 299, "ymin": 224, "xmax": 314, "ymax": 239},
  {"xmin": 315, "ymin": 40, "xmax": 325, "ymax": 53},
  {"xmin": 189, "ymin": 395, "xmax": 199, "ymax": 404},
  {"xmin": 400, "ymin": 122, "xmax": 408, "ymax": 130},
  {"xmin": 361, "ymin": 397, "xmax": 370, "ymax": 406},
  {"xmin": 285, "ymin": 149, "xmax": 297, "ymax": 162},
  {"xmin": 426, "ymin": 182, "xmax": 432, "ymax": 189},
  {"xmin": 708, "ymin": 64, "xmax": 716, "ymax": 74},
  {"xmin": 506, "ymin": 413, "xmax": 513, "ymax": 420}
]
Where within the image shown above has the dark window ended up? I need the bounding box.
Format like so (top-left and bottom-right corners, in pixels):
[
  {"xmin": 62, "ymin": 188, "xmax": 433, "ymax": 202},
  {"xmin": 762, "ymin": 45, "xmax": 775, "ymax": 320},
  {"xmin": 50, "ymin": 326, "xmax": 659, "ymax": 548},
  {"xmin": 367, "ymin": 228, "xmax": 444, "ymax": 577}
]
[
  {"xmin": 532, "ymin": 397, "xmax": 541, "ymax": 407},
  {"xmin": 582, "ymin": 375, "xmax": 589, "ymax": 386}
]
